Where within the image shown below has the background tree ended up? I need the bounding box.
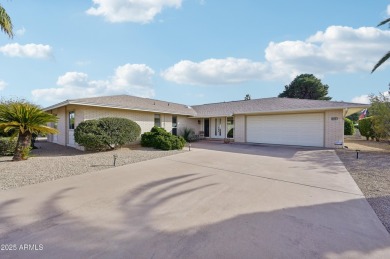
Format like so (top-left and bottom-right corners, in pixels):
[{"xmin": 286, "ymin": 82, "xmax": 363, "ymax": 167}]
[
  {"xmin": 368, "ymin": 92, "xmax": 390, "ymax": 140},
  {"xmin": 0, "ymin": 3, "xmax": 13, "ymax": 38},
  {"xmin": 278, "ymin": 74, "xmax": 332, "ymax": 100},
  {"xmin": 372, "ymin": 17, "xmax": 390, "ymax": 73},
  {"xmin": 0, "ymin": 100, "xmax": 58, "ymax": 161},
  {"xmin": 244, "ymin": 94, "xmax": 251, "ymax": 100},
  {"xmin": 344, "ymin": 118, "xmax": 355, "ymax": 135}
]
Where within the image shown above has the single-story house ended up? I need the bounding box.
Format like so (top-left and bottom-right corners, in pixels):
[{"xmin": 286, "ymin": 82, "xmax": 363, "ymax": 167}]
[{"xmin": 44, "ymin": 95, "xmax": 369, "ymax": 149}]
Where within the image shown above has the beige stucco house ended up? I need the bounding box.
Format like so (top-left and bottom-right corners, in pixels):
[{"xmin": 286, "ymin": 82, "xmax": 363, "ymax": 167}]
[{"xmin": 44, "ymin": 95, "xmax": 369, "ymax": 150}]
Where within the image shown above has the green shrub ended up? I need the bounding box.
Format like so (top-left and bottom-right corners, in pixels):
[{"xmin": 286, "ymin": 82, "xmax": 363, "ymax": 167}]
[
  {"xmin": 74, "ymin": 120, "xmax": 106, "ymax": 151},
  {"xmin": 180, "ymin": 127, "xmax": 195, "ymax": 142},
  {"xmin": 227, "ymin": 128, "xmax": 234, "ymax": 138},
  {"xmin": 0, "ymin": 137, "xmax": 17, "ymax": 156},
  {"xmin": 98, "ymin": 117, "xmax": 141, "ymax": 146},
  {"xmin": 171, "ymin": 135, "xmax": 186, "ymax": 149},
  {"xmin": 155, "ymin": 135, "xmax": 172, "ymax": 150},
  {"xmin": 75, "ymin": 117, "xmax": 141, "ymax": 151},
  {"xmin": 141, "ymin": 126, "xmax": 186, "ymax": 150},
  {"xmin": 344, "ymin": 118, "xmax": 354, "ymax": 135},
  {"xmin": 358, "ymin": 117, "xmax": 375, "ymax": 140},
  {"xmin": 140, "ymin": 132, "xmax": 155, "ymax": 147}
]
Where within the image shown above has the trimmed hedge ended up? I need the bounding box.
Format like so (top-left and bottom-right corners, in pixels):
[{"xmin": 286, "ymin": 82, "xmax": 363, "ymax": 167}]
[
  {"xmin": 358, "ymin": 117, "xmax": 375, "ymax": 140},
  {"xmin": 75, "ymin": 117, "xmax": 141, "ymax": 151},
  {"xmin": 141, "ymin": 126, "xmax": 186, "ymax": 150},
  {"xmin": 0, "ymin": 137, "xmax": 17, "ymax": 156},
  {"xmin": 344, "ymin": 118, "xmax": 354, "ymax": 135}
]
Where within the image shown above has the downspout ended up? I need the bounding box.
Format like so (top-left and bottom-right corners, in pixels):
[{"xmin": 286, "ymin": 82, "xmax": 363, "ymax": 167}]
[
  {"xmin": 225, "ymin": 116, "xmax": 228, "ymax": 138},
  {"xmin": 65, "ymin": 106, "xmax": 68, "ymax": 146}
]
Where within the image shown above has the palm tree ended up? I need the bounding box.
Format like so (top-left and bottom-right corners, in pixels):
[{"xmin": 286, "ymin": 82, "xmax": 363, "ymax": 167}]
[
  {"xmin": 371, "ymin": 18, "xmax": 390, "ymax": 73},
  {"xmin": 0, "ymin": 101, "xmax": 58, "ymax": 161},
  {"xmin": 0, "ymin": 3, "xmax": 13, "ymax": 38}
]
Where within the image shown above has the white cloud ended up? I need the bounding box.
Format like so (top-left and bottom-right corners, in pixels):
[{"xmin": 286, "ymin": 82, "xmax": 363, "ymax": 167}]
[
  {"xmin": 0, "ymin": 43, "xmax": 52, "ymax": 59},
  {"xmin": 163, "ymin": 26, "xmax": 390, "ymax": 85},
  {"xmin": 352, "ymin": 91, "xmax": 390, "ymax": 104},
  {"xmin": 0, "ymin": 80, "xmax": 7, "ymax": 91},
  {"xmin": 161, "ymin": 58, "xmax": 270, "ymax": 85},
  {"xmin": 351, "ymin": 95, "xmax": 370, "ymax": 104},
  {"xmin": 32, "ymin": 64, "xmax": 155, "ymax": 104},
  {"xmin": 15, "ymin": 27, "xmax": 26, "ymax": 36},
  {"xmin": 387, "ymin": 4, "xmax": 390, "ymax": 15},
  {"xmin": 56, "ymin": 72, "xmax": 90, "ymax": 87},
  {"xmin": 86, "ymin": 0, "xmax": 182, "ymax": 23},
  {"xmin": 265, "ymin": 26, "xmax": 390, "ymax": 77}
]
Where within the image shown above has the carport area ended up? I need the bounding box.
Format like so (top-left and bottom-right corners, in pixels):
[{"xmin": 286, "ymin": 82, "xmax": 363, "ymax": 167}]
[{"xmin": 1, "ymin": 142, "xmax": 390, "ymax": 258}]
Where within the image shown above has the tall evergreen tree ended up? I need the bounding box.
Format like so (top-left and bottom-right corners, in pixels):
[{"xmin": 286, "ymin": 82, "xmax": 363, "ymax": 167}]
[{"xmin": 278, "ymin": 74, "xmax": 332, "ymax": 100}]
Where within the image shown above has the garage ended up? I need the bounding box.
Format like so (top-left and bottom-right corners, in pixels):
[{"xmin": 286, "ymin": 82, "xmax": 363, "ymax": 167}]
[{"xmin": 246, "ymin": 113, "xmax": 324, "ymax": 147}]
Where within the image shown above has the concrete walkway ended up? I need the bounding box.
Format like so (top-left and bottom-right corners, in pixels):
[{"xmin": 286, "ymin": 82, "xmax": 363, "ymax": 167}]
[{"xmin": 1, "ymin": 143, "xmax": 390, "ymax": 258}]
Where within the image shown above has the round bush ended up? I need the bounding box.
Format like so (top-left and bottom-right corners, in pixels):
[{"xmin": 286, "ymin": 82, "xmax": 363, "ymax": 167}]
[
  {"xmin": 74, "ymin": 120, "xmax": 106, "ymax": 151},
  {"xmin": 75, "ymin": 117, "xmax": 141, "ymax": 151},
  {"xmin": 98, "ymin": 117, "xmax": 141, "ymax": 147}
]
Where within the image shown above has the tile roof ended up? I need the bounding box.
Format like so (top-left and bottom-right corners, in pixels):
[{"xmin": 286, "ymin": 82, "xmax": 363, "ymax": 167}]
[{"xmin": 45, "ymin": 95, "xmax": 369, "ymax": 117}]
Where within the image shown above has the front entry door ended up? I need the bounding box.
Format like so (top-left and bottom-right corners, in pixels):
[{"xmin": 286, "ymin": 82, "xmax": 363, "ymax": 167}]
[{"xmin": 204, "ymin": 119, "xmax": 210, "ymax": 137}]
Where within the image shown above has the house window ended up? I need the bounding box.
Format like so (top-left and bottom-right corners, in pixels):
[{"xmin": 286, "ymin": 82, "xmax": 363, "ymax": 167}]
[
  {"xmin": 227, "ymin": 117, "xmax": 234, "ymax": 138},
  {"xmin": 172, "ymin": 116, "xmax": 177, "ymax": 135},
  {"xmin": 215, "ymin": 118, "xmax": 217, "ymax": 136},
  {"xmin": 69, "ymin": 111, "xmax": 75, "ymax": 129},
  {"xmin": 154, "ymin": 114, "xmax": 161, "ymax": 127}
]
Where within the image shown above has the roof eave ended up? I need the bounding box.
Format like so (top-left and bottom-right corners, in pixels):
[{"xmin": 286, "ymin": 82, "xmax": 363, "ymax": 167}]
[
  {"xmin": 233, "ymin": 105, "xmax": 370, "ymax": 116},
  {"xmin": 43, "ymin": 100, "xmax": 71, "ymax": 111},
  {"xmin": 45, "ymin": 101, "xmax": 196, "ymax": 116}
]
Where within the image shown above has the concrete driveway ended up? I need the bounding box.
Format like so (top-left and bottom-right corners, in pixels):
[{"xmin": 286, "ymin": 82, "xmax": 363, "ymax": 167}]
[{"xmin": 1, "ymin": 142, "xmax": 390, "ymax": 258}]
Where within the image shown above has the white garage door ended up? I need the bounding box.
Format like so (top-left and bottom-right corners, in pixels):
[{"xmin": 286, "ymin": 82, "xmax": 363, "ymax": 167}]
[{"xmin": 247, "ymin": 113, "xmax": 324, "ymax": 147}]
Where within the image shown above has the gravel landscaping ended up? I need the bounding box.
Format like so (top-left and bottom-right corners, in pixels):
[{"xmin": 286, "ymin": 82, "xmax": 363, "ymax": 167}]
[
  {"xmin": 336, "ymin": 138, "xmax": 390, "ymax": 233},
  {"xmin": 0, "ymin": 140, "xmax": 186, "ymax": 190}
]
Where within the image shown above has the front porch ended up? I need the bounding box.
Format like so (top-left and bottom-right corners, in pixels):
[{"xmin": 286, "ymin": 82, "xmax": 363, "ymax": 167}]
[{"xmin": 191, "ymin": 117, "xmax": 235, "ymax": 140}]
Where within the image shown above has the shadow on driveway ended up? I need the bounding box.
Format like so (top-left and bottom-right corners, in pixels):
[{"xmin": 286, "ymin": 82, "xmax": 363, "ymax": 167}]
[{"xmin": 1, "ymin": 174, "xmax": 389, "ymax": 258}]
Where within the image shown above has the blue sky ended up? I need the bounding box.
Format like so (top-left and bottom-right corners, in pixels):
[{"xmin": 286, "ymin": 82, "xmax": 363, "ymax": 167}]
[{"xmin": 0, "ymin": 0, "xmax": 389, "ymax": 107}]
